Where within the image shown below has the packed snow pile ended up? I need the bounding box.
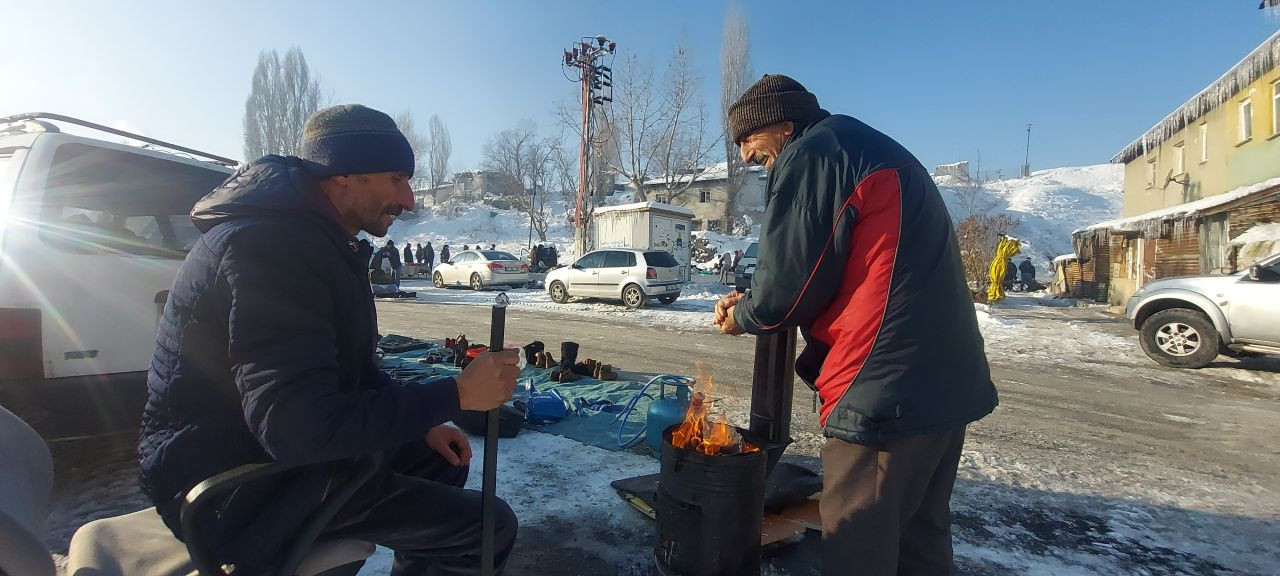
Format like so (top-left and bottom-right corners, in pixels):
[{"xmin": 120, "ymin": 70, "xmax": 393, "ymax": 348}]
[
  {"xmin": 937, "ymin": 164, "xmax": 1123, "ymax": 271},
  {"xmin": 691, "ymin": 230, "xmax": 756, "ymax": 272},
  {"xmin": 1230, "ymin": 222, "xmax": 1280, "ymax": 245}
]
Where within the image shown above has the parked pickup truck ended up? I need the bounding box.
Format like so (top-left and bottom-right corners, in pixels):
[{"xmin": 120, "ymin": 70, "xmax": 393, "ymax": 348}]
[{"xmin": 1125, "ymin": 252, "xmax": 1280, "ymax": 368}]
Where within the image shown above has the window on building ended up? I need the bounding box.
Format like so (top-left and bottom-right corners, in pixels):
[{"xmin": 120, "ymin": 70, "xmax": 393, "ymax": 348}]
[
  {"xmin": 1145, "ymin": 159, "xmax": 1156, "ymax": 188},
  {"xmin": 699, "ymin": 190, "xmax": 710, "ymax": 203},
  {"xmin": 1199, "ymin": 123, "xmax": 1208, "ymax": 163},
  {"xmin": 1273, "ymin": 80, "xmax": 1280, "ymax": 136},
  {"xmin": 654, "ymin": 194, "xmax": 667, "ymax": 204},
  {"xmin": 1239, "ymin": 98, "xmax": 1253, "ymax": 142},
  {"xmin": 1173, "ymin": 142, "xmax": 1184, "ymax": 175}
]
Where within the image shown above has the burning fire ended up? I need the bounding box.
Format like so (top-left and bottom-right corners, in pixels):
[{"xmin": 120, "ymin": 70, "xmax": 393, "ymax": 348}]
[{"xmin": 670, "ymin": 364, "xmax": 760, "ymax": 455}]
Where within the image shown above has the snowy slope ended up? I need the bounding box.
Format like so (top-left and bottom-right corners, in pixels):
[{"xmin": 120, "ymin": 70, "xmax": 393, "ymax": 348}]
[
  {"xmin": 937, "ymin": 164, "xmax": 1123, "ymax": 270},
  {"xmin": 380, "ymin": 165, "xmax": 1123, "ymax": 274}
]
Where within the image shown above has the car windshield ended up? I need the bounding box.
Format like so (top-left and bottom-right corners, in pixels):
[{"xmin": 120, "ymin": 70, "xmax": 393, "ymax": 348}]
[
  {"xmin": 744, "ymin": 243, "xmax": 758, "ymax": 258},
  {"xmin": 643, "ymin": 251, "xmax": 679, "ymax": 268},
  {"xmin": 483, "ymin": 251, "xmax": 517, "ymax": 261}
]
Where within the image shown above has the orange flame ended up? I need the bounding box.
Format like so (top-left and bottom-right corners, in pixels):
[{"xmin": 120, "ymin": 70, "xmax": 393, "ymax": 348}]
[{"xmin": 669, "ymin": 363, "xmax": 759, "ymax": 455}]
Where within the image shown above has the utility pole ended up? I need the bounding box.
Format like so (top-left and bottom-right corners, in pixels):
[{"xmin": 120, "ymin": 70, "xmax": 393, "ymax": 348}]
[
  {"xmin": 1021, "ymin": 124, "xmax": 1032, "ymax": 178},
  {"xmin": 562, "ymin": 35, "xmax": 616, "ymax": 257}
]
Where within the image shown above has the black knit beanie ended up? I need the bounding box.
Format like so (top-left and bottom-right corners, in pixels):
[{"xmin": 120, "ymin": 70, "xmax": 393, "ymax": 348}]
[
  {"xmin": 727, "ymin": 74, "xmax": 820, "ymax": 144},
  {"xmin": 299, "ymin": 104, "xmax": 415, "ymax": 177}
]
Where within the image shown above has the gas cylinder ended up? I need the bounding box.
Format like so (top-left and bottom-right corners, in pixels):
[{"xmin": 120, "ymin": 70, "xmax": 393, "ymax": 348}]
[{"xmin": 646, "ymin": 376, "xmax": 692, "ymax": 452}]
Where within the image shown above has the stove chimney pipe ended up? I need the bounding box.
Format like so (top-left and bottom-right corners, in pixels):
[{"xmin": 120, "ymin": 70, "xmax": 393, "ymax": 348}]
[{"xmin": 748, "ymin": 328, "xmax": 796, "ymax": 475}]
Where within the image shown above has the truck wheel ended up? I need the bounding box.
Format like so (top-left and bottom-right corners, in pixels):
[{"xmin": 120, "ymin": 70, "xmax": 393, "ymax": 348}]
[
  {"xmin": 550, "ymin": 281, "xmax": 569, "ymax": 303},
  {"xmin": 1139, "ymin": 309, "xmax": 1220, "ymax": 369},
  {"xmin": 622, "ymin": 284, "xmax": 647, "ymax": 309}
]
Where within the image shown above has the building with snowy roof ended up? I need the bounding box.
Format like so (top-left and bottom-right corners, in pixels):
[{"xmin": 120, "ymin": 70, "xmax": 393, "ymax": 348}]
[
  {"xmin": 634, "ymin": 162, "xmax": 767, "ymax": 232},
  {"xmin": 1073, "ymin": 28, "xmax": 1280, "ymax": 307}
]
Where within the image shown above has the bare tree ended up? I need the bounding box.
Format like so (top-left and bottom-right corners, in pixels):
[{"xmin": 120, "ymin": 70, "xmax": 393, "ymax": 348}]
[
  {"xmin": 482, "ymin": 121, "xmax": 555, "ymax": 242},
  {"xmin": 720, "ymin": 4, "xmax": 754, "ymax": 233},
  {"xmin": 426, "ymin": 115, "xmax": 452, "ymax": 191},
  {"xmin": 243, "ymin": 46, "xmax": 323, "ymax": 161},
  {"xmin": 393, "ymin": 111, "xmax": 429, "ymax": 190},
  {"xmin": 651, "ymin": 43, "xmax": 723, "ymax": 204},
  {"xmin": 955, "ymin": 212, "xmax": 1020, "ymax": 292},
  {"xmin": 602, "ymin": 43, "xmax": 720, "ymax": 203}
]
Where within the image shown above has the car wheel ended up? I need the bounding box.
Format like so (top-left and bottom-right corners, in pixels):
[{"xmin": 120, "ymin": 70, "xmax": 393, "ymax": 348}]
[
  {"xmin": 622, "ymin": 284, "xmax": 647, "ymax": 309},
  {"xmin": 550, "ymin": 281, "xmax": 569, "ymax": 303},
  {"xmin": 1139, "ymin": 308, "xmax": 1220, "ymax": 369},
  {"xmin": 433, "ymin": 272, "xmax": 445, "ymax": 289},
  {"xmin": 657, "ymin": 295, "xmax": 677, "ymax": 305},
  {"xmin": 470, "ymin": 273, "xmax": 484, "ymax": 291}
]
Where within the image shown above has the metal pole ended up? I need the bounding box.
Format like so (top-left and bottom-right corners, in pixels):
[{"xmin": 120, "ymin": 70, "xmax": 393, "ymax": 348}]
[
  {"xmin": 1023, "ymin": 124, "xmax": 1032, "ymax": 177},
  {"xmin": 481, "ymin": 292, "xmax": 509, "ymax": 576},
  {"xmin": 748, "ymin": 328, "xmax": 797, "ymax": 476}
]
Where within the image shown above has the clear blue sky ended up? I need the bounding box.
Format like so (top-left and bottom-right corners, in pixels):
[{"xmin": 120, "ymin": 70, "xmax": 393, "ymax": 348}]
[{"xmin": 2, "ymin": 1, "xmax": 1276, "ymax": 176}]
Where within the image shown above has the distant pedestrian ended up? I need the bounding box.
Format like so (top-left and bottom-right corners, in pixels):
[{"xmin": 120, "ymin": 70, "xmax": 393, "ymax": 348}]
[
  {"xmin": 490, "ymin": 243, "xmax": 497, "ymax": 250},
  {"xmin": 718, "ymin": 251, "xmax": 733, "ymax": 284},
  {"xmin": 463, "ymin": 244, "xmax": 470, "ymax": 251},
  {"xmin": 1018, "ymin": 257, "xmax": 1037, "ymax": 288},
  {"xmin": 423, "ymin": 242, "xmax": 435, "ymax": 273},
  {"xmin": 440, "ymin": 244, "xmax": 451, "ymax": 264},
  {"xmin": 386, "ymin": 240, "xmax": 403, "ymax": 285},
  {"xmin": 403, "ymin": 243, "xmax": 414, "ymax": 266},
  {"xmin": 1003, "ymin": 258, "xmax": 1017, "ymax": 289}
]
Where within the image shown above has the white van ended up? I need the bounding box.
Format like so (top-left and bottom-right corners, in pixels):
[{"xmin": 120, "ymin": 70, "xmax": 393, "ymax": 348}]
[{"xmin": 0, "ymin": 114, "xmax": 234, "ymax": 436}]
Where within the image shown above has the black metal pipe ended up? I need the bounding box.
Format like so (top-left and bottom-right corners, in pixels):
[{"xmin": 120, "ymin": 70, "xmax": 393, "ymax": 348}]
[
  {"xmin": 748, "ymin": 328, "xmax": 796, "ymax": 475},
  {"xmin": 481, "ymin": 293, "xmax": 509, "ymax": 576}
]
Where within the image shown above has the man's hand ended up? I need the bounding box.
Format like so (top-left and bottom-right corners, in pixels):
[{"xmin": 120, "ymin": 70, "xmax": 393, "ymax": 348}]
[
  {"xmin": 719, "ymin": 304, "xmax": 747, "ymax": 335},
  {"xmin": 714, "ymin": 291, "xmax": 744, "ymax": 327},
  {"xmin": 425, "ymin": 424, "xmax": 472, "ymax": 466},
  {"xmin": 455, "ymin": 349, "xmax": 520, "ymax": 411}
]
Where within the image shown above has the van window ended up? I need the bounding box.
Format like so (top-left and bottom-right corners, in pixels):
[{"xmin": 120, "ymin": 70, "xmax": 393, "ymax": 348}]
[
  {"xmin": 603, "ymin": 251, "xmax": 635, "ymax": 268},
  {"xmin": 39, "ymin": 144, "xmax": 228, "ymax": 258},
  {"xmin": 643, "ymin": 251, "xmax": 679, "ymax": 268},
  {"xmin": 744, "ymin": 243, "xmax": 758, "ymax": 258}
]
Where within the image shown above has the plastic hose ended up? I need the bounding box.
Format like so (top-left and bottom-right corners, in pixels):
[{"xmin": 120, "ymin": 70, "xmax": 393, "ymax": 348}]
[{"xmin": 616, "ymin": 374, "xmax": 693, "ymax": 449}]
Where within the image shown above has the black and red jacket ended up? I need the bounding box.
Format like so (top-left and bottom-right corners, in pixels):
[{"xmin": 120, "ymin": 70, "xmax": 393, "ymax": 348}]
[{"xmin": 733, "ymin": 111, "xmax": 997, "ymax": 444}]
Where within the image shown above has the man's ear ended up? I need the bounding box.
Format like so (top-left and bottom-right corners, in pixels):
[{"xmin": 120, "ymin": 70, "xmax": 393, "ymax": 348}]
[{"xmin": 782, "ymin": 121, "xmax": 795, "ymax": 137}]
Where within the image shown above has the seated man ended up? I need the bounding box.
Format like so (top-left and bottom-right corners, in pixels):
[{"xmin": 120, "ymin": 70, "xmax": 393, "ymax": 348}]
[{"xmin": 139, "ymin": 104, "xmax": 520, "ymax": 575}]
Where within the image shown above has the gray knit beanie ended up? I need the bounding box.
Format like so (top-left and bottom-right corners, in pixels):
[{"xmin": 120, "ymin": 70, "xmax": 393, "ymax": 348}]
[
  {"xmin": 299, "ymin": 104, "xmax": 415, "ymax": 177},
  {"xmin": 727, "ymin": 74, "xmax": 820, "ymax": 144}
]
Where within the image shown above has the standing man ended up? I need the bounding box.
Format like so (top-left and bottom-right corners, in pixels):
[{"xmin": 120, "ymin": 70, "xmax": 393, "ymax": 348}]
[
  {"xmin": 386, "ymin": 240, "xmax": 403, "ymax": 286},
  {"xmin": 140, "ymin": 104, "xmax": 520, "ymax": 575},
  {"xmin": 440, "ymin": 243, "xmax": 451, "ymax": 264},
  {"xmin": 718, "ymin": 250, "xmax": 733, "ymax": 285},
  {"xmin": 713, "ymin": 75, "xmax": 997, "ymax": 575},
  {"xmin": 1018, "ymin": 257, "xmax": 1037, "ymax": 289},
  {"xmin": 403, "ymin": 242, "xmax": 415, "ymax": 267},
  {"xmin": 424, "ymin": 241, "xmax": 436, "ymax": 274}
]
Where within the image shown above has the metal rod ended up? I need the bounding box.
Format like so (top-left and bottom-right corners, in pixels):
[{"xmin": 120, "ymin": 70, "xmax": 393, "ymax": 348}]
[{"xmin": 482, "ymin": 292, "xmax": 509, "ymax": 576}]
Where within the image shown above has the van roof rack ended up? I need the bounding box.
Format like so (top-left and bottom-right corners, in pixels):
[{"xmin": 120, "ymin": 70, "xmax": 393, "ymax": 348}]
[{"xmin": 0, "ymin": 112, "xmax": 239, "ymax": 167}]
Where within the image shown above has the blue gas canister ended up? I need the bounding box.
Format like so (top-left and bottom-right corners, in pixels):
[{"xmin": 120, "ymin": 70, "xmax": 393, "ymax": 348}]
[{"xmin": 646, "ymin": 376, "xmax": 692, "ymax": 452}]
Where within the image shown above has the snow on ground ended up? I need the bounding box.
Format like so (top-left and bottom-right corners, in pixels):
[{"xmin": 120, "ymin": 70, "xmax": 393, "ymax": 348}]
[
  {"xmin": 937, "ymin": 164, "xmax": 1124, "ymax": 272},
  {"xmin": 357, "ymin": 432, "xmax": 659, "ymax": 575},
  {"xmin": 398, "ymin": 278, "xmax": 724, "ymax": 331},
  {"xmin": 691, "ymin": 230, "xmax": 755, "ymax": 271},
  {"xmin": 385, "ymin": 200, "xmax": 577, "ymax": 262}
]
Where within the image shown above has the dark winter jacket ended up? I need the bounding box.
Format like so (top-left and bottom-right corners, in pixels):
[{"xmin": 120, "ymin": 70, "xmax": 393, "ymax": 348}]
[
  {"xmin": 732, "ymin": 111, "xmax": 997, "ymax": 444},
  {"xmin": 139, "ymin": 156, "xmax": 460, "ymax": 565},
  {"xmin": 440, "ymin": 246, "xmax": 451, "ymax": 263},
  {"xmin": 1019, "ymin": 260, "xmax": 1036, "ymax": 281},
  {"xmin": 387, "ymin": 245, "xmax": 402, "ymax": 268},
  {"xmin": 424, "ymin": 243, "xmax": 435, "ymax": 264},
  {"xmin": 403, "ymin": 245, "xmax": 414, "ymax": 265}
]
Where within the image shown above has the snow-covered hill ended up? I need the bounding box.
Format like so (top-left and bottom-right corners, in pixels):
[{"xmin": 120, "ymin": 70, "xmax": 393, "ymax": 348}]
[
  {"xmin": 936, "ymin": 164, "xmax": 1124, "ymax": 269},
  {"xmin": 382, "ymin": 165, "xmax": 1124, "ymax": 273}
]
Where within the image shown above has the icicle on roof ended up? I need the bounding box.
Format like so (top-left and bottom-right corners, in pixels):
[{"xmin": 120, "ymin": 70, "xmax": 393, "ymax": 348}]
[{"xmin": 1113, "ymin": 28, "xmax": 1280, "ymax": 165}]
